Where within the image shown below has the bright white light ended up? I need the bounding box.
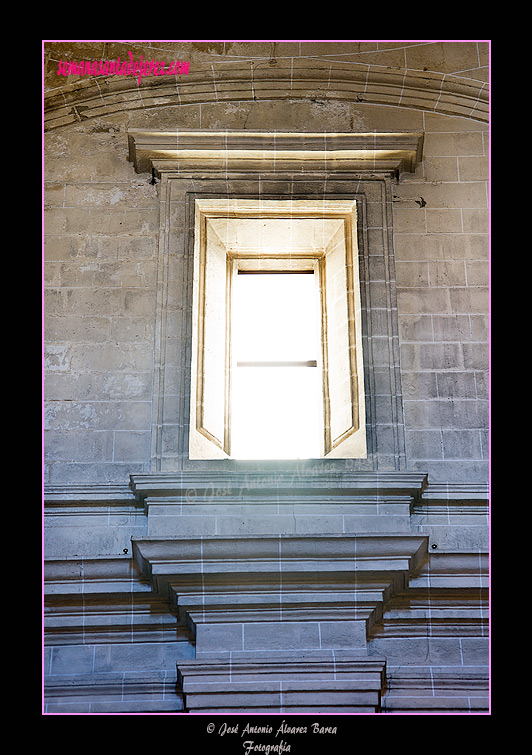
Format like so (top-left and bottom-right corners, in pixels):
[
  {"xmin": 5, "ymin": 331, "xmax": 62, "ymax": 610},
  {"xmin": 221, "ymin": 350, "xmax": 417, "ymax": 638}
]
[
  {"xmin": 232, "ymin": 273, "xmax": 319, "ymax": 362},
  {"xmin": 231, "ymin": 273, "xmax": 322, "ymax": 459}
]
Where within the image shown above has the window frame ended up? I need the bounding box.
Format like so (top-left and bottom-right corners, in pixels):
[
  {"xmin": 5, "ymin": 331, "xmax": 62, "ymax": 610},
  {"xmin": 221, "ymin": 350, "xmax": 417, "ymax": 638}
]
[{"xmin": 189, "ymin": 198, "xmax": 366, "ymax": 460}]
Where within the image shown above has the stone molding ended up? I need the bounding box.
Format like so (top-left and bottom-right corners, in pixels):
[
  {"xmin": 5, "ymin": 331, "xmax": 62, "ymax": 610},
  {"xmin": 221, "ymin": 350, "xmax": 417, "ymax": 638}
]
[
  {"xmin": 177, "ymin": 655, "xmax": 387, "ymax": 713},
  {"xmin": 43, "ymin": 556, "xmax": 193, "ymax": 712},
  {"xmin": 127, "ymin": 129, "xmax": 425, "ymax": 179},
  {"xmin": 44, "ymin": 672, "xmax": 183, "ymax": 714},
  {"xmin": 43, "ymin": 483, "xmax": 137, "ymax": 504},
  {"xmin": 44, "ymin": 477, "xmax": 491, "ymax": 506},
  {"xmin": 421, "ymin": 482, "xmax": 490, "ymax": 501},
  {"xmin": 410, "ymin": 551, "xmax": 489, "ymax": 586},
  {"xmin": 43, "ymin": 60, "xmax": 489, "ymax": 131},
  {"xmin": 132, "ymin": 532, "xmax": 427, "ymax": 713},
  {"xmin": 132, "ymin": 532, "xmax": 429, "ymax": 581},
  {"xmin": 129, "ymin": 470, "xmax": 429, "ymax": 501},
  {"xmin": 43, "ymin": 543, "xmax": 489, "ymax": 713},
  {"xmin": 132, "ymin": 533, "xmax": 429, "ymax": 653},
  {"xmin": 382, "ymin": 667, "xmax": 489, "ymax": 713}
]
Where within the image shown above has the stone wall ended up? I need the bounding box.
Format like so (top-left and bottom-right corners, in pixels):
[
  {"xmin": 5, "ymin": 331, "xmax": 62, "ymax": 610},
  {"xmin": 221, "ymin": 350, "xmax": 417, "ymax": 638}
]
[
  {"xmin": 44, "ymin": 40, "xmax": 489, "ymax": 489},
  {"xmin": 43, "ymin": 40, "xmax": 490, "ymax": 716}
]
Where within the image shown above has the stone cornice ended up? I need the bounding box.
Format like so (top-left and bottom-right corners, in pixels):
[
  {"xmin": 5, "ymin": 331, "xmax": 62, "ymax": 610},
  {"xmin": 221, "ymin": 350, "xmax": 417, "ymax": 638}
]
[
  {"xmin": 126, "ymin": 128, "xmax": 425, "ymax": 179},
  {"xmin": 43, "ymin": 483, "xmax": 136, "ymax": 504},
  {"xmin": 421, "ymin": 482, "xmax": 490, "ymax": 501},
  {"xmin": 43, "ymin": 556, "xmax": 146, "ymax": 595},
  {"xmin": 132, "ymin": 532, "xmax": 429, "ymax": 600},
  {"xmin": 129, "ymin": 470, "xmax": 429, "ymax": 502},
  {"xmin": 44, "ymin": 672, "xmax": 183, "ymax": 713},
  {"xmin": 177, "ymin": 655, "xmax": 387, "ymax": 713},
  {"xmin": 43, "ymin": 60, "xmax": 489, "ymax": 131},
  {"xmin": 132, "ymin": 533, "xmax": 429, "ymax": 654},
  {"xmin": 44, "ymin": 477, "xmax": 489, "ymax": 507}
]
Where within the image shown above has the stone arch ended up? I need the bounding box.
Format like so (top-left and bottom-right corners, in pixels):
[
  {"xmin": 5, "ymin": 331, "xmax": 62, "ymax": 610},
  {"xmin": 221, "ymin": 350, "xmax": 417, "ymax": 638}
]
[{"xmin": 44, "ymin": 60, "xmax": 488, "ymax": 130}]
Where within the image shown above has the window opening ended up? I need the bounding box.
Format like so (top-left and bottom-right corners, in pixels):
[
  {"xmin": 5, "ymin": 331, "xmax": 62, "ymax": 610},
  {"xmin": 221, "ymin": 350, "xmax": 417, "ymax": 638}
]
[
  {"xmin": 189, "ymin": 198, "xmax": 367, "ymax": 462},
  {"xmin": 230, "ymin": 271, "xmax": 322, "ymax": 459}
]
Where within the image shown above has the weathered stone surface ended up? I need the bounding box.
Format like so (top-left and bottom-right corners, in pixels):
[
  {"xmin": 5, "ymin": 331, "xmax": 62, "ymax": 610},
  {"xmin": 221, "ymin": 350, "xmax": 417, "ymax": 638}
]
[{"xmin": 43, "ymin": 40, "xmax": 490, "ymax": 715}]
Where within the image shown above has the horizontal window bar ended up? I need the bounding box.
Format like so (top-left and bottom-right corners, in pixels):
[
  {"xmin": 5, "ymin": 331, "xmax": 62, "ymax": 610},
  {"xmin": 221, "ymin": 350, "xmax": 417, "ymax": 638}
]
[{"xmin": 237, "ymin": 360, "xmax": 317, "ymax": 367}]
